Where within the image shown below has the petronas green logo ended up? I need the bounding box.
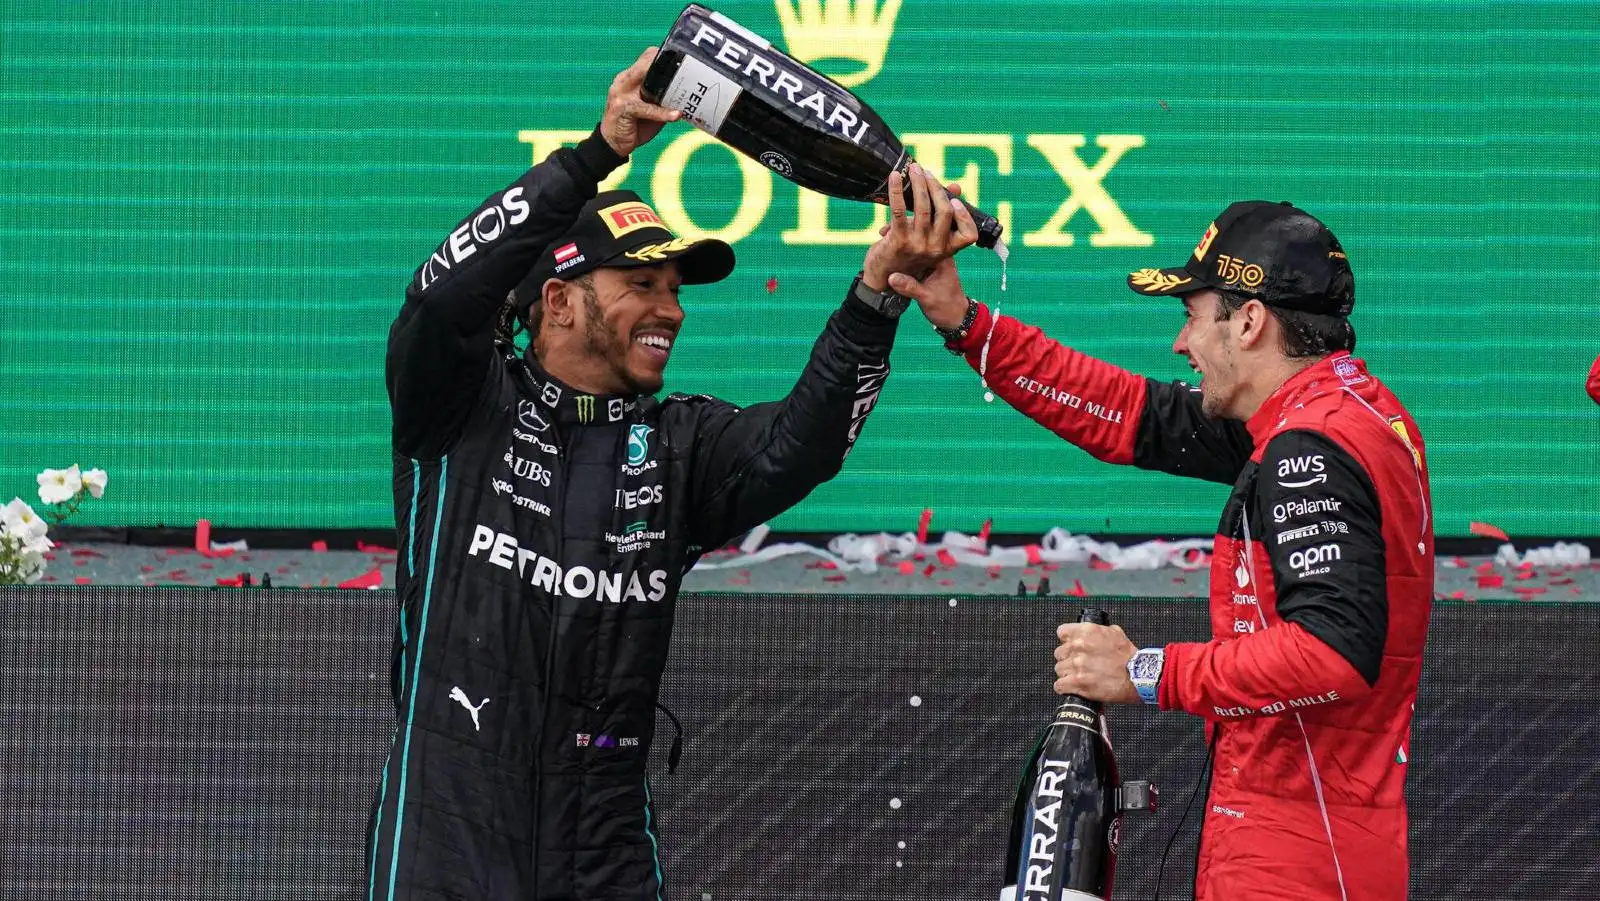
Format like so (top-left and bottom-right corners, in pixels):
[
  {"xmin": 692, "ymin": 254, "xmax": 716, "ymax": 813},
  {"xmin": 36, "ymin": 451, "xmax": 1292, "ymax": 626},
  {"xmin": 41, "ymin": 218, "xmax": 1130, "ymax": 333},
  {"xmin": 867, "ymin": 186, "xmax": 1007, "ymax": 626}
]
[{"xmin": 627, "ymin": 424, "xmax": 652, "ymax": 465}]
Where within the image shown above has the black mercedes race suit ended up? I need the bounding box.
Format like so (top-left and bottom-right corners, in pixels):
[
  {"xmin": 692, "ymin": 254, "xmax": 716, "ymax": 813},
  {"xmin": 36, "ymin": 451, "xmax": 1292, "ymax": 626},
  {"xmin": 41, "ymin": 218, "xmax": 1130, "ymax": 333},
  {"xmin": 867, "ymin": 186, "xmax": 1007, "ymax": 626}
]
[{"xmin": 365, "ymin": 129, "xmax": 899, "ymax": 900}]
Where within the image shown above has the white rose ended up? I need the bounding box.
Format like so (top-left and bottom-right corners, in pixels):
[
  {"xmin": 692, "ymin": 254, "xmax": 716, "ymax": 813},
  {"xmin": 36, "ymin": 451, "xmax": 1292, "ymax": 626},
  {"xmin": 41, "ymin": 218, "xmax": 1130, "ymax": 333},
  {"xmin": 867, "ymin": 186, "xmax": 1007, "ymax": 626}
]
[
  {"xmin": 82, "ymin": 468, "xmax": 108, "ymax": 499},
  {"xmin": 3, "ymin": 498, "xmax": 49, "ymax": 542},
  {"xmin": 37, "ymin": 465, "xmax": 83, "ymax": 505}
]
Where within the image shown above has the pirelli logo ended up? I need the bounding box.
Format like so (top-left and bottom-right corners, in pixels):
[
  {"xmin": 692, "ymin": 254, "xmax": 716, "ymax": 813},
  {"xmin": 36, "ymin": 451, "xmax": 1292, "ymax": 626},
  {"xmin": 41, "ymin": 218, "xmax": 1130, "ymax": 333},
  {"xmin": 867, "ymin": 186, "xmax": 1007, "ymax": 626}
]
[{"xmin": 598, "ymin": 201, "xmax": 665, "ymax": 238}]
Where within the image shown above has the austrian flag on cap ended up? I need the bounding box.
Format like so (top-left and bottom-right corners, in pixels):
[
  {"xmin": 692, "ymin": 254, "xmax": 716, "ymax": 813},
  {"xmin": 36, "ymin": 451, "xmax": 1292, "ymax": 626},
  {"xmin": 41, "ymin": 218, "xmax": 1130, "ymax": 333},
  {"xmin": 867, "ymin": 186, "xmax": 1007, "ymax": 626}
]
[{"xmin": 513, "ymin": 189, "xmax": 736, "ymax": 310}]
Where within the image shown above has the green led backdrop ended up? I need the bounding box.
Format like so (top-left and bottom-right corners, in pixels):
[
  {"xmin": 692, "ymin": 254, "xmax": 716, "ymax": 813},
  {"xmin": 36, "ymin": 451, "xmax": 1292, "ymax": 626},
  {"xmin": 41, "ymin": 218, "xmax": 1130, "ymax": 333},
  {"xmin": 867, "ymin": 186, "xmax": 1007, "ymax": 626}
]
[{"xmin": 2, "ymin": 1, "xmax": 1597, "ymax": 536}]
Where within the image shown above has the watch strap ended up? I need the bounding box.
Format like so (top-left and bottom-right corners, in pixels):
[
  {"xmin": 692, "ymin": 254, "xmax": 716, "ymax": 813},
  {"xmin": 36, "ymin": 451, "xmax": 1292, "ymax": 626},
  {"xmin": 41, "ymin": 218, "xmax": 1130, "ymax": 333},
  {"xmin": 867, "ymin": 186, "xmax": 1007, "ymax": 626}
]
[{"xmin": 848, "ymin": 272, "xmax": 911, "ymax": 319}]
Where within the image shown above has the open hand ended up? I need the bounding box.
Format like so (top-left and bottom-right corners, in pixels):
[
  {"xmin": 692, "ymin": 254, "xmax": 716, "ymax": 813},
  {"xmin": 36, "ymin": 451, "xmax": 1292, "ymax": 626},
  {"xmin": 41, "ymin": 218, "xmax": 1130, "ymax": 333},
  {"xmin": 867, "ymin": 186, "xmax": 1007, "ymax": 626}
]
[
  {"xmin": 600, "ymin": 48, "xmax": 682, "ymax": 157},
  {"xmin": 862, "ymin": 164, "xmax": 978, "ymax": 291}
]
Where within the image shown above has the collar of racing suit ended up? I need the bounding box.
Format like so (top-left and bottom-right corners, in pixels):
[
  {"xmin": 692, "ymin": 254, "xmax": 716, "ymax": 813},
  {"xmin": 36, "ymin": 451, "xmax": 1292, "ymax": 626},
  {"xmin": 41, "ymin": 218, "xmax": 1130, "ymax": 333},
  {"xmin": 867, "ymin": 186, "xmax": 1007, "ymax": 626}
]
[
  {"xmin": 516, "ymin": 352, "xmax": 645, "ymax": 426},
  {"xmin": 1244, "ymin": 350, "xmax": 1368, "ymax": 445}
]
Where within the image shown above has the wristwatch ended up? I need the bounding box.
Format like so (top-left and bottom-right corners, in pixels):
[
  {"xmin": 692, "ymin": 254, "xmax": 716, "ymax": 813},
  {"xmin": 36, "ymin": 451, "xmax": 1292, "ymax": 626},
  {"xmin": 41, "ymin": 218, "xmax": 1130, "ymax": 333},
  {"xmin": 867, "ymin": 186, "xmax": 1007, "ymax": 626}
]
[
  {"xmin": 849, "ymin": 272, "xmax": 912, "ymax": 319},
  {"xmin": 934, "ymin": 297, "xmax": 980, "ymax": 354},
  {"xmin": 1127, "ymin": 647, "xmax": 1165, "ymax": 706}
]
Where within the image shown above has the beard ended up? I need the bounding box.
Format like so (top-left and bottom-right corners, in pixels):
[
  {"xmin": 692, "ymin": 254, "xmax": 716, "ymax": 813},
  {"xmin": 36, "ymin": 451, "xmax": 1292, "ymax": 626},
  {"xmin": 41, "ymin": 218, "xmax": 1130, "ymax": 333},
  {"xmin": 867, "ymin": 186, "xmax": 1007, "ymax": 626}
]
[{"xmin": 580, "ymin": 285, "xmax": 664, "ymax": 395}]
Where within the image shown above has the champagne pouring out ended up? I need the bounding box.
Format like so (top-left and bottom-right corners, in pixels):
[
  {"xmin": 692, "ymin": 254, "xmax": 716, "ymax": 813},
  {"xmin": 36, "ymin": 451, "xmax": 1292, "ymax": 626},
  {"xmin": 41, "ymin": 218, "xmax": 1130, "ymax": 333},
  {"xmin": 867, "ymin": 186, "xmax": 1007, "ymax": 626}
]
[{"xmin": 641, "ymin": 3, "xmax": 1008, "ymax": 256}]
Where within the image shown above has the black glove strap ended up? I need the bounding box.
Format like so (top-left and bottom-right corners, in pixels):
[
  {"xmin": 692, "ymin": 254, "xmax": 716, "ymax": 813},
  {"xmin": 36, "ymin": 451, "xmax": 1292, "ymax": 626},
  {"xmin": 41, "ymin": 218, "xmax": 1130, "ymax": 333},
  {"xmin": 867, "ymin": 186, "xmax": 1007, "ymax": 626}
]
[{"xmin": 848, "ymin": 272, "xmax": 912, "ymax": 319}]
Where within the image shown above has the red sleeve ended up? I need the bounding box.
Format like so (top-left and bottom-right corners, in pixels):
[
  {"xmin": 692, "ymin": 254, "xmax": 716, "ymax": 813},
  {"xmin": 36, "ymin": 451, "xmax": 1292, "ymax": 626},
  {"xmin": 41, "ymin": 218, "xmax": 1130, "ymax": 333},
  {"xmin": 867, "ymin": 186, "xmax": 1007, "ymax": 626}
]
[
  {"xmin": 952, "ymin": 303, "xmax": 1148, "ymax": 464},
  {"xmin": 1587, "ymin": 354, "xmax": 1600, "ymax": 405},
  {"xmin": 1157, "ymin": 622, "xmax": 1373, "ymax": 719}
]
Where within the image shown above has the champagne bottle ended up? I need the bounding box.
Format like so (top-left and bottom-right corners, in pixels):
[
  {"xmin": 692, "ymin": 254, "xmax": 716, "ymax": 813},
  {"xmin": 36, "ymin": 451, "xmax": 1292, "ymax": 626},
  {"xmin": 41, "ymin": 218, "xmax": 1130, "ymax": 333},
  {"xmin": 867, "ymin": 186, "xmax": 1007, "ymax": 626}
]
[
  {"xmin": 641, "ymin": 3, "xmax": 1007, "ymax": 254},
  {"xmin": 1000, "ymin": 608, "xmax": 1123, "ymax": 901}
]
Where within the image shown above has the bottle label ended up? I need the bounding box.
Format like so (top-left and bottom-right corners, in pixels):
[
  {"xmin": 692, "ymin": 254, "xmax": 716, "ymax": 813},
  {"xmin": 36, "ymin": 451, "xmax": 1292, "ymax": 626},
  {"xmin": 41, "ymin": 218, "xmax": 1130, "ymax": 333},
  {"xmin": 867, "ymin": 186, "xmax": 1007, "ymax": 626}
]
[
  {"xmin": 660, "ymin": 55, "xmax": 741, "ymax": 135},
  {"xmin": 709, "ymin": 10, "xmax": 771, "ymax": 49},
  {"xmin": 998, "ymin": 888, "xmax": 1102, "ymax": 901}
]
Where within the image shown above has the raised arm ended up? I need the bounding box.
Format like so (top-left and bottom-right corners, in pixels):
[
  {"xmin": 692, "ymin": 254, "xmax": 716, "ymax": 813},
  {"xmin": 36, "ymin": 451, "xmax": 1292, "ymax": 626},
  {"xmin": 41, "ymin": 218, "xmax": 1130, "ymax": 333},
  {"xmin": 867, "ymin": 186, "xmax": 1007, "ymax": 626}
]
[
  {"xmin": 678, "ymin": 292, "xmax": 899, "ymax": 550},
  {"xmin": 889, "ymin": 277, "xmax": 1254, "ymax": 485},
  {"xmin": 681, "ymin": 164, "xmax": 975, "ymax": 549},
  {"xmin": 386, "ymin": 49, "xmax": 678, "ymax": 459}
]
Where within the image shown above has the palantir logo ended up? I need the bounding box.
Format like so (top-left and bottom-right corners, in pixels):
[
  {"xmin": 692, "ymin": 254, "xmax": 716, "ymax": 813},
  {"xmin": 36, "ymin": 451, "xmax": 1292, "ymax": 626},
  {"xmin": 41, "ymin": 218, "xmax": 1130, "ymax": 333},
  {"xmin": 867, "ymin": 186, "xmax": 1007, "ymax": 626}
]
[{"xmin": 627, "ymin": 424, "xmax": 652, "ymax": 466}]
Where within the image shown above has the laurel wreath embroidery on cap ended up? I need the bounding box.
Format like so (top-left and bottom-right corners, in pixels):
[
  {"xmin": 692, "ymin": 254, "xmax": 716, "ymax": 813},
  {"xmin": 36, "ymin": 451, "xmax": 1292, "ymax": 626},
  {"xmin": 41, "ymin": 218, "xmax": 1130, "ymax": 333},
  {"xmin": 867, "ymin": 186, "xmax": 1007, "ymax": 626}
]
[
  {"xmin": 1129, "ymin": 269, "xmax": 1192, "ymax": 292},
  {"xmin": 623, "ymin": 238, "xmax": 699, "ymax": 262}
]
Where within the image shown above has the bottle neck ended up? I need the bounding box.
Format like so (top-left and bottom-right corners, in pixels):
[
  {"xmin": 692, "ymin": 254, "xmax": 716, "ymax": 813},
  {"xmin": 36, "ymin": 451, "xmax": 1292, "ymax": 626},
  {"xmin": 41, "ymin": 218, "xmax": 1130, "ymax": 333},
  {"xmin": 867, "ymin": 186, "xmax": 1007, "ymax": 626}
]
[{"xmin": 1052, "ymin": 695, "xmax": 1104, "ymax": 725}]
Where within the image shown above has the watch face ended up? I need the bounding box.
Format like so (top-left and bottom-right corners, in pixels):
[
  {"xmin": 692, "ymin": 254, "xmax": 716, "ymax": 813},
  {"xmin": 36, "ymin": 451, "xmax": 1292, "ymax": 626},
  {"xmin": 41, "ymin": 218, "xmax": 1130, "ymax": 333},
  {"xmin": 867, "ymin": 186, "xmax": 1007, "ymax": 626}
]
[{"xmin": 1131, "ymin": 652, "xmax": 1163, "ymax": 680}]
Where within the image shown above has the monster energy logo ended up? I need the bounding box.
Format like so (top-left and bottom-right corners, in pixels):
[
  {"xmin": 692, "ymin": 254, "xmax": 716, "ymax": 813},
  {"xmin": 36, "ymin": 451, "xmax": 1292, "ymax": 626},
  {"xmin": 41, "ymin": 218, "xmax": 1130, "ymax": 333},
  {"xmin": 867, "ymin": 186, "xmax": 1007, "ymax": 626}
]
[{"xmin": 575, "ymin": 395, "xmax": 595, "ymax": 422}]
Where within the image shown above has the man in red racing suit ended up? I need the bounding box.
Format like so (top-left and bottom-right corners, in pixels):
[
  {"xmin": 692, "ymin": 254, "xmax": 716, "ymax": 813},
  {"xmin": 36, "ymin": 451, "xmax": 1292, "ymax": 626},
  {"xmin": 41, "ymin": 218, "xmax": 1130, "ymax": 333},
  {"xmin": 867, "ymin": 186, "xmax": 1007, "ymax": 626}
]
[{"xmin": 887, "ymin": 201, "xmax": 1433, "ymax": 900}]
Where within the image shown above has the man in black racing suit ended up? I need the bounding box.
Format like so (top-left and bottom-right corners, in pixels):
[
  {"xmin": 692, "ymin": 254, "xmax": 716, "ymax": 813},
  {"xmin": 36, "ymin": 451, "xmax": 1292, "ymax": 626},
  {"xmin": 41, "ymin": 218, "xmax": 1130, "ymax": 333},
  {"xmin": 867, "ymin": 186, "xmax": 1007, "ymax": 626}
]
[{"xmin": 365, "ymin": 48, "xmax": 980, "ymax": 900}]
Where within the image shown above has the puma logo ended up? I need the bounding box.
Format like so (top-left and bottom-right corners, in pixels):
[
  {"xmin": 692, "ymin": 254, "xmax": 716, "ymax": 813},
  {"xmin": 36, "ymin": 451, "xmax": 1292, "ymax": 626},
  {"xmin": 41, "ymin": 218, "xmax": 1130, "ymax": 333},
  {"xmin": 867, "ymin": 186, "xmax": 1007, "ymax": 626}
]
[{"xmin": 449, "ymin": 686, "xmax": 490, "ymax": 732}]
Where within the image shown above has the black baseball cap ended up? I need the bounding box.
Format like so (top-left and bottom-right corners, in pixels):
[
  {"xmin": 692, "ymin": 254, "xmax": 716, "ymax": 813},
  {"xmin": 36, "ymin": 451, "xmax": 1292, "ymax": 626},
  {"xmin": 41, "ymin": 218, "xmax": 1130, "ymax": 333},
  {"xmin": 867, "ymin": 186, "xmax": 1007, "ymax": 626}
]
[
  {"xmin": 514, "ymin": 189, "xmax": 735, "ymax": 304},
  {"xmin": 1126, "ymin": 201, "xmax": 1355, "ymax": 316}
]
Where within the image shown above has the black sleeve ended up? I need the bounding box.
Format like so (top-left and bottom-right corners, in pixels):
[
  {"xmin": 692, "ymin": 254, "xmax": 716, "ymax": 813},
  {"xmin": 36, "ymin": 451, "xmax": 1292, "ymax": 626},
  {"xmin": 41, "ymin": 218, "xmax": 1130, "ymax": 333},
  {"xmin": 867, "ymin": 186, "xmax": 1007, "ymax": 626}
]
[
  {"xmin": 1131, "ymin": 379, "xmax": 1257, "ymax": 484},
  {"xmin": 386, "ymin": 129, "xmax": 625, "ymax": 459},
  {"xmin": 680, "ymin": 290, "xmax": 899, "ymax": 550},
  {"xmin": 1256, "ymin": 429, "xmax": 1388, "ymax": 686}
]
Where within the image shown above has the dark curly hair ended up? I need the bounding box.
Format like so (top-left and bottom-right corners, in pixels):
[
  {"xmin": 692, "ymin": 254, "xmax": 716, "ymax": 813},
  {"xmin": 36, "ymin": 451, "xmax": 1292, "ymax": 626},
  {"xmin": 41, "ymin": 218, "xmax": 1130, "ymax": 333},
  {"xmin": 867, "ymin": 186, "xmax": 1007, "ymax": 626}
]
[{"xmin": 1214, "ymin": 289, "xmax": 1355, "ymax": 359}]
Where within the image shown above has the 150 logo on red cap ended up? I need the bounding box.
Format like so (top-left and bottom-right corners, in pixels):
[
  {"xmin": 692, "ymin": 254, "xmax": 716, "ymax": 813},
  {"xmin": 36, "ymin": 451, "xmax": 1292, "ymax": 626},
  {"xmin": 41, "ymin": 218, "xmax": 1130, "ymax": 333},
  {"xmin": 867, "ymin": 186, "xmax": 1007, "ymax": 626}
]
[{"xmin": 599, "ymin": 201, "xmax": 666, "ymax": 238}]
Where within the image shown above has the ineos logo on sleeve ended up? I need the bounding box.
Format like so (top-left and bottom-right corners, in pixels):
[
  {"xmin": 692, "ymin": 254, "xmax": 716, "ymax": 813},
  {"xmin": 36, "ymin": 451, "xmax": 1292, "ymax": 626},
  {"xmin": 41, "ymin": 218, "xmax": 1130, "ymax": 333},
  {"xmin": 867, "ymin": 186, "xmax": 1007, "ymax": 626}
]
[
  {"xmin": 1276, "ymin": 454, "xmax": 1326, "ymax": 488},
  {"xmin": 418, "ymin": 187, "xmax": 530, "ymax": 291}
]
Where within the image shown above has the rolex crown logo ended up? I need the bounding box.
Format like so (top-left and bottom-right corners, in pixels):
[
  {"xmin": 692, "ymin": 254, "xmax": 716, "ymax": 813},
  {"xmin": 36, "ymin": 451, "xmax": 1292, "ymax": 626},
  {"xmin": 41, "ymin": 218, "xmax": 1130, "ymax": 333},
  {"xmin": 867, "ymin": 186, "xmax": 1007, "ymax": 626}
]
[{"xmin": 775, "ymin": 0, "xmax": 903, "ymax": 88}]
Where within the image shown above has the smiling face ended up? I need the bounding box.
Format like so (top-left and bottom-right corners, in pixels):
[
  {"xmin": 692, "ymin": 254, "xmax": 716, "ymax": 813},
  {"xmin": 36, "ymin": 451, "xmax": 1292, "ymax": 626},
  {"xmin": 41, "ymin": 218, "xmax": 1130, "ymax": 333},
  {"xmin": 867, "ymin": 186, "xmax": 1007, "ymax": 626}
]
[
  {"xmin": 568, "ymin": 262, "xmax": 684, "ymax": 396},
  {"xmin": 1173, "ymin": 289, "xmax": 1242, "ymax": 419}
]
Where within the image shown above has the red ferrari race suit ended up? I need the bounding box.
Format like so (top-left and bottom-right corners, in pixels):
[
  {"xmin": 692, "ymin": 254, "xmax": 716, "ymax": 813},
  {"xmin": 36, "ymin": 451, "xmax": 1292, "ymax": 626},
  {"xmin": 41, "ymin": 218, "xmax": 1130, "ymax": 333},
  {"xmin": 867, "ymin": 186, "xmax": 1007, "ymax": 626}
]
[{"xmin": 952, "ymin": 304, "xmax": 1433, "ymax": 900}]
